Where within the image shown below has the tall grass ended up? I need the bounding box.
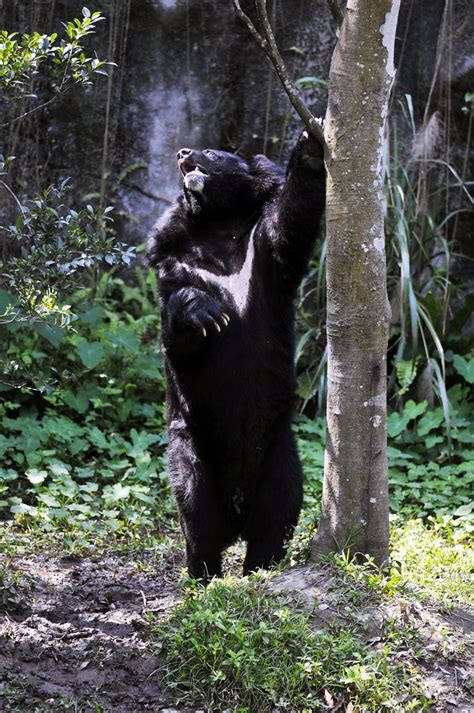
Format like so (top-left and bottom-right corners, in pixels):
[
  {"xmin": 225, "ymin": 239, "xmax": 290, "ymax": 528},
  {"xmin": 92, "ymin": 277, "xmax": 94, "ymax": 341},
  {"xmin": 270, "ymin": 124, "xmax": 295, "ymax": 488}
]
[
  {"xmin": 385, "ymin": 95, "xmax": 472, "ymax": 429},
  {"xmin": 296, "ymin": 94, "xmax": 473, "ymax": 424}
]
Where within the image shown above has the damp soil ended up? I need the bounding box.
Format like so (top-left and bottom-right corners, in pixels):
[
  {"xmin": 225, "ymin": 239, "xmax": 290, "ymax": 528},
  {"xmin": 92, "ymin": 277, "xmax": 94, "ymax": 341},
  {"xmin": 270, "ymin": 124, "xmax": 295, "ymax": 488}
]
[
  {"xmin": 0, "ymin": 545, "xmax": 185, "ymax": 712},
  {"xmin": 1, "ymin": 547, "xmax": 473, "ymax": 712}
]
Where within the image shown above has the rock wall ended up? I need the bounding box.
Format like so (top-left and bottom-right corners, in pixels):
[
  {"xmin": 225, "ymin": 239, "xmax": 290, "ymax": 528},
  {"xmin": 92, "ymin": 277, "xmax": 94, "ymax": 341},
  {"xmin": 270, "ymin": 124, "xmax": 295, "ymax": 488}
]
[{"xmin": 0, "ymin": 0, "xmax": 472, "ymax": 254}]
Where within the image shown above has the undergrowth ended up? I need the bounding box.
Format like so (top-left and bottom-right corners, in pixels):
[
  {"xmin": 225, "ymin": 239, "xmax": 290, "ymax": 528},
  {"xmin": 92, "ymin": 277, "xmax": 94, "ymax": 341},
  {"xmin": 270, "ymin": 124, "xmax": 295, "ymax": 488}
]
[
  {"xmin": 152, "ymin": 576, "xmax": 429, "ymax": 712},
  {"xmin": 0, "ymin": 272, "xmax": 175, "ymax": 537},
  {"xmin": 391, "ymin": 517, "xmax": 474, "ymax": 608},
  {"xmin": 294, "ymin": 380, "xmax": 473, "ymax": 521}
]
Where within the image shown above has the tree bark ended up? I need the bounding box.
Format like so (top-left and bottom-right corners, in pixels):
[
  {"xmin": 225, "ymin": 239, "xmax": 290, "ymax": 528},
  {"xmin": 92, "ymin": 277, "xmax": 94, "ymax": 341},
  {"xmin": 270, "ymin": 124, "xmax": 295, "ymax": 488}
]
[{"xmin": 311, "ymin": 0, "xmax": 401, "ymax": 567}]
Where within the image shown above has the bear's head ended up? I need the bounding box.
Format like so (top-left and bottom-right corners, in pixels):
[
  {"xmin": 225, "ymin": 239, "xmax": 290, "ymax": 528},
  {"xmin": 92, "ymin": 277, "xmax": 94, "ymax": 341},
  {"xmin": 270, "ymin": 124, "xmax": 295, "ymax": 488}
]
[{"xmin": 176, "ymin": 147, "xmax": 284, "ymax": 216}]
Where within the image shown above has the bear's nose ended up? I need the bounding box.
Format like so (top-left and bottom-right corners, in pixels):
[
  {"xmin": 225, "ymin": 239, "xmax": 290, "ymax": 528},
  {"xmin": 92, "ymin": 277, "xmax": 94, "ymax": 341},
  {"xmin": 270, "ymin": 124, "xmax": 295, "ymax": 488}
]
[{"xmin": 177, "ymin": 148, "xmax": 192, "ymax": 160}]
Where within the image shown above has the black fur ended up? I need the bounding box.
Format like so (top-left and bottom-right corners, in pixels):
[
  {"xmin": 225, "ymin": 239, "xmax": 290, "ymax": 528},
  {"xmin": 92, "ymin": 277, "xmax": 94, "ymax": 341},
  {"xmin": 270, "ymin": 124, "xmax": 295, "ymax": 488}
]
[{"xmin": 148, "ymin": 132, "xmax": 325, "ymax": 580}]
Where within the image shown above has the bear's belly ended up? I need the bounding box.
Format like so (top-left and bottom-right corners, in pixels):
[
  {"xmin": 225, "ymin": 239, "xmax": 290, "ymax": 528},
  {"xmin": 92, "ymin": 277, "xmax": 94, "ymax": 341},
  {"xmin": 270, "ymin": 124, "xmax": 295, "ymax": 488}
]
[{"xmin": 167, "ymin": 352, "xmax": 295, "ymax": 486}]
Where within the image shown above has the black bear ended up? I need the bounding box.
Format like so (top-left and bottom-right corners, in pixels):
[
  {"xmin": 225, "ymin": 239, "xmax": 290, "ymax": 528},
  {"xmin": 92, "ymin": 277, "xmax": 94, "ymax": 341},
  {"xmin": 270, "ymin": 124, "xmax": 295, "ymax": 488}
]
[{"xmin": 148, "ymin": 130, "xmax": 325, "ymax": 579}]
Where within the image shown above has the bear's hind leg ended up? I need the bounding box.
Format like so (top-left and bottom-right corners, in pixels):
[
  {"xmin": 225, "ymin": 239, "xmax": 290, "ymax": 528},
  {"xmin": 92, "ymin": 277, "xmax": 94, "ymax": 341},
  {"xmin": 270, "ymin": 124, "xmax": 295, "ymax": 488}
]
[
  {"xmin": 179, "ymin": 495, "xmax": 233, "ymax": 582},
  {"xmin": 242, "ymin": 423, "xmax": 303, "ymax": 575},
  {"xmin": 173, "ymin": 455, "xmax": 238, "ymax": 582},
  {"xmin": 185, "ymin": 539, "xmax": 223, "ymax": 581}
]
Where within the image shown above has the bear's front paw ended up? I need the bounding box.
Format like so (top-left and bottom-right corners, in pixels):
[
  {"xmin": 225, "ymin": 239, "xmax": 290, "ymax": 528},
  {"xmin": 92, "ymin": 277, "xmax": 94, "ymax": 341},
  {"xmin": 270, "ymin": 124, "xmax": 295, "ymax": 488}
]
[
  {"xmin": 297, "ymin": 126, "xmax": 324, "ymax": 172},
  {"xmin": 185, "ymin": 298, "xmax": 230, "ymax": 338}
]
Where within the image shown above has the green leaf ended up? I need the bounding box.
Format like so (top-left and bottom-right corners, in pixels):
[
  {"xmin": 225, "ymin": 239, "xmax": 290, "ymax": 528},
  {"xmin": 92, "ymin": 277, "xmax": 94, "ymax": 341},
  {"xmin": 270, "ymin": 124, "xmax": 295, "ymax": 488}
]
[
  {"xmin": 295, "ymin": 76, "xmax": 328, "ymax": 89},
  {"xmin": 38, "ymin": 493, "xmax": 61, "ymax": 507},
  {"xmin": 453, "ymin": 354, "xmax": 474, "ymax": 384},
  {"xmin": 289, "ymin": 45, "xmax": 305, "ymax": 57},
  {"xmin": 88, "ymin": 427, "xmax": 109, "ymax": 450},
  {"xmin": 387, "ymin": 412, "xmax": 408, "ymax": 438},
  {"xmin": 453, "ymin": 503, "xmax": 473, "ymax": 517},
  {"xmin": 0, "ymin": 468, "xmax": 18, "ymax": 482},
  {"xmin": 395, "ymin": 358, "xmax": 420, "ymax": 396},
  {"xmin": 62, "ymin": 389, "xmax": 90, "ymax": 414},
  {"xmin": 49, "ymin": 461, "xmax": 70, "ymax": 477},
  {"xmin": 404, "ymin": 400, "xmax": 428, "ymax": 421},
  {"xmin": 103, "ymin": 482, "xmax": 131, "ymax": 501},
  {"xmin": 425, "ymin": 435, "xmax": 443, "ymax": 449},
  {"xmin": 0, "ymin": 289, "xmax": 18, "ymax": 315},
  {"xmin": 10, "ymin": 501, "xmax": 37, "ymax": 515},
  {"xmin": 106, "ymin": 328, "xmax": 139, "ymax": 353},
  {"xmin": 387, "ymin": 400, "xmax": 427, "ymax": 438},
  {"xmin": 34, "ymin": 322, "xmax": 65, "ymax": 347},
  {"xmin": 26, "ymin": 468, "xmax": 47, "ymax": 484},
  {"xmin": 78, "ymin": 305, "xmax": 102, "ymax": 324},
  {"xmin": 76, "ymin": 339, "xmax": 103, "ymax": 369},
  {"xmin": 417, "ymin": 408, "xmax": 444, "ymax": 436}
]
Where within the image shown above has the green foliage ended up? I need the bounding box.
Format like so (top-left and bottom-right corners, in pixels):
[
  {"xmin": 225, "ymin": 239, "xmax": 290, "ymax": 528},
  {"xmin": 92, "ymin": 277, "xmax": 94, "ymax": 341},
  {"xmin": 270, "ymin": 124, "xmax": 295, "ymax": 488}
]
[
  {"xmin": 154, "ymin": 576, "xmax": 427, "ymax": 711},
  {"xmin": 452, "ymin": 353, "xmax": 474, "ymax": 384},
  {"xmin": 391, "ymin": 517, "xmax": 474, "ymax": 608},
  {"xmin": 0, "ymin": 559, "xmax": 27, "ymax": 612},
  {"xmin": 395, "ymin": 357, "xmax": 421, "ymax": 395},
  {"xmin": 384, "ymin": 94, "xmax": 473, "ymax": 407},
  {"xmin": 293, "ymin": 415, "xmax": 325, "ymax": 509},
  {"xmin": 292, "ymin": 384, "xmax": 473, "ymax": 529},
  {"xmin": 295, "ymin": 76, "xmax": 328, "ymax": 90},
  {"xmin": 0, "ymin": 9, "xmax": 109, "ymax": 101},
  {"xmin": 388, "ymin": 386, "xmax": 473, "ymax": 518},
  {"xmin": 0, "ymin": 182, "xmax": 135, "ymax": 326},
  {"xmin": 0, "ymin": 8, "xmax": 128, "ymax": 330},
  {"xmin": 330, "ymin": 549, "xmax": 406, "ymax": 599},
  {"xmin": 0, "ymin": 275, "xmax": 174, "ymax": 535}
]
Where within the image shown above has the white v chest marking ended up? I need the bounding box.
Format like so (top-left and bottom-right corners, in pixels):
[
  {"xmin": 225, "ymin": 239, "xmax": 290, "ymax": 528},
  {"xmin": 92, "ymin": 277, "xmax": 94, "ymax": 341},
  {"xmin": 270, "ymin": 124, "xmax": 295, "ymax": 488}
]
[{"xmin": 185, "ymin": 222, "xmax": 258, "ymax": 316}]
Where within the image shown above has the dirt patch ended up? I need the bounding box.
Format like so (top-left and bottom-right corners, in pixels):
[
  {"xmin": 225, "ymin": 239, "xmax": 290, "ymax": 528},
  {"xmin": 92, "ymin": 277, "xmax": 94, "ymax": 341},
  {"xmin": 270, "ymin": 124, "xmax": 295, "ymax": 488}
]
[
  {"xmin": 0, "ymin": 546, "xmax": 185, "ymax": 712},
  {"xmin": 1, "ymin": 552, "xmax": 473, "ymax": 711}
]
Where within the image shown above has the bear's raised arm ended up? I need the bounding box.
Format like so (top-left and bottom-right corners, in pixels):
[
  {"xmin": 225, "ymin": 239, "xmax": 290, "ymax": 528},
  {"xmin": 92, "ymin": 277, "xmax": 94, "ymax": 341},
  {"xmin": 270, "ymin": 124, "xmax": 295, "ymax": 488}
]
[{"xmin": 262, "ymin": 131, "xmax": 326, "ymax": 291}]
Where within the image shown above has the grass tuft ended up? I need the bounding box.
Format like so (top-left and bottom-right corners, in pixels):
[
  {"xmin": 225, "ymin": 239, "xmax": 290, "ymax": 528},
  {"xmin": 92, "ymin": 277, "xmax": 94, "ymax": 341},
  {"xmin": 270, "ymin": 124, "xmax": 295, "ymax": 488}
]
[
  {"xmin": 391, "ymin": 517, "xmax": 474, "ymax": 608},
  {"xmin": 153, "ymin": 576, "xmax": 429, "ymax": 711}
]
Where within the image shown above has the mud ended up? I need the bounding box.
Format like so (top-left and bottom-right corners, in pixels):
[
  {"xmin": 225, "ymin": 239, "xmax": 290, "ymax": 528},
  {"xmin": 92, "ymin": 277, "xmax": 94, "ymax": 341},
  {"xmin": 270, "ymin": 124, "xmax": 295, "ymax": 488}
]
[
  {"xmin": 1, "ymin": 551, "xmax": 473, "ymax": 712},
  {"xmin": 0, "ymin": 546, "xmax": 184, "ymax": 712}
]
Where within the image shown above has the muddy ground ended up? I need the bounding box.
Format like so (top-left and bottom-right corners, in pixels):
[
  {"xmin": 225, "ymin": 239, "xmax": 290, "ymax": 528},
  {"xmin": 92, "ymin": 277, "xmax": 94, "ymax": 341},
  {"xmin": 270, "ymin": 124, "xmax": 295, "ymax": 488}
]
[
  {"xmin": 0, "ymin": 546, "xmax": 185, "ymax": 712},
  {"xmin": 0, "ymin": 545, "xmax": 473, "ymax": 712}
]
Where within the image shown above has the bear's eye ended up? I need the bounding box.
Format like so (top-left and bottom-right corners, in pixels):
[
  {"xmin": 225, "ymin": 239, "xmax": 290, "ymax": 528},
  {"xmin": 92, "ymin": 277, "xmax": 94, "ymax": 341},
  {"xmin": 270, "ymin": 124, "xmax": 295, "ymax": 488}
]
[{"xmin": 204, "ymin": 150, "xmax": 217, "ymax": 160}]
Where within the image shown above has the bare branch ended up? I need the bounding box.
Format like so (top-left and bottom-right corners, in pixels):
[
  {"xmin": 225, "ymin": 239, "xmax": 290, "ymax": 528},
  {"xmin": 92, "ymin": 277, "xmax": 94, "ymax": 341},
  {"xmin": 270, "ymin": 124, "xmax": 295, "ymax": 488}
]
[
  {"xmin": 1, "ymin": 95, "xmax": 59, "ymax": 129},
  {"xmin": 0, "ymin": 180, "xmax": 25, "ymax": 215},
  {"xmin": 327, "ymin": 0, "xmax": 344, "ymax": 27},
  {"xmin": 232, "ymin": 0, "xmax": 326, "ymax": 148},
  {"xmin": 232, "ymin": 0, "xmax": 268, "ymax": 51}
]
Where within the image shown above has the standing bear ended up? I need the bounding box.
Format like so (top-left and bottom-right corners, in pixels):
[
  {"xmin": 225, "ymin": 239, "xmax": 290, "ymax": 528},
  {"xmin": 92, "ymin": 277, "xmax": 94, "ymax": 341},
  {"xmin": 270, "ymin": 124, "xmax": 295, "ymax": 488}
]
[{"xmin": 147, "ymin": 130, "xmax": 326, "ymax": 579}]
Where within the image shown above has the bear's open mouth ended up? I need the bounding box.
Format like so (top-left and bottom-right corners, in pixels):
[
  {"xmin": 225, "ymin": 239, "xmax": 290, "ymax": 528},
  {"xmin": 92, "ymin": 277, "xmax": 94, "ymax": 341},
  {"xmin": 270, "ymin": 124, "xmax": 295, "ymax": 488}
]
[{"xmin": 179, "ymin": 159, "xmax": 208, "ymax": 177}]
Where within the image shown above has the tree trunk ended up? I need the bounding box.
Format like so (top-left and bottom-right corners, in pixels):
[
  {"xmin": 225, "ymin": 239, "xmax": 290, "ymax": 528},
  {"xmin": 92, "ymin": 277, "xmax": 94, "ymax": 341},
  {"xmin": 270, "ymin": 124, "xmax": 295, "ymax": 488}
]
[{"xmin": 311, "ymin": 0, "xmax": 401, "ymax": 567}]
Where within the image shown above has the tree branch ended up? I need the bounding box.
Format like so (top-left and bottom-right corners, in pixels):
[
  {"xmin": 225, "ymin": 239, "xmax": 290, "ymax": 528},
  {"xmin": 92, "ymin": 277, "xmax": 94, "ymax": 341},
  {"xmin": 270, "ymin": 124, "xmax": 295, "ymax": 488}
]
[
  {"xmin": 0, "ymin": 180, "xmax": 25, "ymax": 215},
  {"xmin": 232, "ymin": 0, "xmax": 326, "ymax": 148},
  {"xmin": 327, "ymin": 0, "xmax": 344, "ymax": 27}
]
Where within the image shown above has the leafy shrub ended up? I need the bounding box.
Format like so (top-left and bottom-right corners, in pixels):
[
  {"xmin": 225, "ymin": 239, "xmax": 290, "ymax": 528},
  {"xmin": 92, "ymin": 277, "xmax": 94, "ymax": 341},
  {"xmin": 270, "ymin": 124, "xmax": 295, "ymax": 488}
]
[
  {"xmin": 388, "ymin": 388, "xmax": 473, "ymax": 518},
  {"xmin": 0, "ymin": 8, "xmax": 109, "ymax": 101},
  {"xmin": 0, "ymin": 181, "xmax": 134, "ymax": 326},
  {"xmin": 0, "ymin": 274, "xmax": 174, "ymax": 534},
  {"xmin": 294, "ymin": 94, "xmax": 474, "ymax": 416},
  {"xmin": 154, "ymin": 576, "xmax": 426, "ymax": 711},
  {"xmin": 293, "ymin": 382, "xmax": 473, "ymax": 524},
  {"xmin": 1, "ymin": 7, "xmax": 125, "ymax": 329}
]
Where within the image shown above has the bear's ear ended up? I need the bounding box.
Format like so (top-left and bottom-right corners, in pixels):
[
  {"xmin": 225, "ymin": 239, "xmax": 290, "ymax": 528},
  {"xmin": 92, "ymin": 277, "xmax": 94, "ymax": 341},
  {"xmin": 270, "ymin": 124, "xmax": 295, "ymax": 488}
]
[{"xmin": 250, "ymin": 154, "xmax": 285, "ymax": 201}]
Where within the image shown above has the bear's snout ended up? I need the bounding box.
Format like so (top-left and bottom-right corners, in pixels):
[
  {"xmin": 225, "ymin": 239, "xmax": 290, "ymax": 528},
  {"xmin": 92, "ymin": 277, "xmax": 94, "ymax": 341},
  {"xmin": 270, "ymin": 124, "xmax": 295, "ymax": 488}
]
[{"xmin": 177, "ymin": 148, "xmax": 192, "ymax": 160}]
